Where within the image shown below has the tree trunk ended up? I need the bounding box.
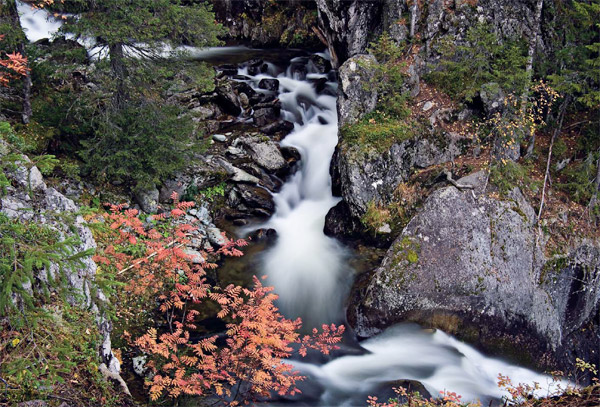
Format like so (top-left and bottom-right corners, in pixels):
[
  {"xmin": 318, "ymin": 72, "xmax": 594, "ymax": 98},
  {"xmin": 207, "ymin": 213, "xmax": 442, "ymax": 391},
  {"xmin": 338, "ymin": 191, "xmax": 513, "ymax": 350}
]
[
  {"xmin": 537, "ymin": 96, "xmax": 569, "ymax": 222},
  {"xmin": 589, "ymin": 148, "xmax": 600, "ymax": 212},
  {"xmin": 5, "ymin": 0, "xmax": 32, "ymax": 123},
  {"xmin": 409, "ymin": 0, "xmax": 418, "ymax": 39},
  {"xmin": 523, "ymin": 0, "xmax": 544, "ymax": 157},
  {"xmin": 109, "ymin": 42, "xmax": 128, "ymax": 109}
]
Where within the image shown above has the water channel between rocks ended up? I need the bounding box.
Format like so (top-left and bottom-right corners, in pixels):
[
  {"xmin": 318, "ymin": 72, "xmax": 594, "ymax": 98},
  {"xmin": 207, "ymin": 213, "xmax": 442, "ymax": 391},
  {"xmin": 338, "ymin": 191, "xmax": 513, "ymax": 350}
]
[{"xmin": 219, "ymin": 51, "xmax": 568, "ymax": 406}]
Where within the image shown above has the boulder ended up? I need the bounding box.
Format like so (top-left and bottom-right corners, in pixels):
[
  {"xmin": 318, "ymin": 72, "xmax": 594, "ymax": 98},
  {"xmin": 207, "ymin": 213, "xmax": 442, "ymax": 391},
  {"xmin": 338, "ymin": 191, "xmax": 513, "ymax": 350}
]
[
  {"xmin": 237, "ymin": 136, "xmax": 287, "ymax": 172},
  {"xmin": 351, "ymin": 171, "xmax": 599, "ymax": 370},
  {"xmin": 134, "ymin": 187, "xmax": 160, "ymax": 213},
  {"xmin": 258, "ymin": 78, "xmax": 279, "ymax": 91},
  {"xmin": 260, "ymin": 119, "xmax": 295, "ymax": 136},
  {"xmin": 236, "ymin": 184, "xmax": 275, "ymax": 214},
  {"xmin": 215, "ymin": 80, "xmax": 242, "ymax": 116},
  {"xmin": 331, "ymin": 132, "xmax": 466, "ymax": 221},
  {"xmin": 254, "ymin": 106, "xmax": 280, "ymax": 127},
  {"xmin": 337, "ymin": 54, "xmax": 378, "ymax": 126},
  {"xmin": 207, "ymin": 227, "xmax": 226, "ymax": 246},
  {"xmin": 479, "ymin": 82, "xmax": 506, "ymax": 117},
  {"xmin": 217, "ymin": 158, "xmax": 261, "ymax": 184}
]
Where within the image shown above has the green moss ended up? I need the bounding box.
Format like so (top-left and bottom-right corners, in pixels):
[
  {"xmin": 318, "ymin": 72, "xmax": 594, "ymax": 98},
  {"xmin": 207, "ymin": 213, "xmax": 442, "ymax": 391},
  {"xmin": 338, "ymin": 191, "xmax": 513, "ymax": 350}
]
[
  {"xmin": 540, "ymin": 256, "xmax": 569, "ymax": 285},
  {"xmin": 341, "ymin": 111, "xmax": 418, "ymax": 153}
]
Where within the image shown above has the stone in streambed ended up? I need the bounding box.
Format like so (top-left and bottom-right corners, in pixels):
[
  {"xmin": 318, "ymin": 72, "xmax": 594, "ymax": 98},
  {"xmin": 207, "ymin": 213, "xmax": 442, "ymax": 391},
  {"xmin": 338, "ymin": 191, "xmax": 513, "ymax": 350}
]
[{"xmin": 258, "ymin": 78, "xmax": 279, "ymax": 91}]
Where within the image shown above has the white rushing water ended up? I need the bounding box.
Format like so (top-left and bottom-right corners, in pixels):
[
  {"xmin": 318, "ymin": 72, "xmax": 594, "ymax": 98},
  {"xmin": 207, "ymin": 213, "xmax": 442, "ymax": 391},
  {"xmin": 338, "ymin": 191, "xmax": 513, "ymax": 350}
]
[
  {"xmin": 237, "ymin": 56, "xmax": 571, "ymax": 406},
  {"xmin": 17, "ymin": 1, "xmax": 63, "ymax": 42},
  {"xmin": 291, "ymin": 324, "xmax": 570, "ymax": 406},
  {"xmin": 237, "ymin": 58, "xmax": 349, "ymax": 327},
  {"xmin": 15, "ymin": 10, "xmax": 572, "ymax": 402}
]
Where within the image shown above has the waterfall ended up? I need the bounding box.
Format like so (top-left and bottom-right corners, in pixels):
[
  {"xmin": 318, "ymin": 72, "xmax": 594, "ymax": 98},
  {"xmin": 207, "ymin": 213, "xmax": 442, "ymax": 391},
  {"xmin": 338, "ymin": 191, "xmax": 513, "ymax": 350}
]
[
  {"xmin": 11, "ymin": 10, "xmax": 572, "ymax": 399},
  {"xmin": 235, "ymin": 54, "xmax": 570, "ymax": 406},
  {"xmin": 236, "ymin": 56, "xmax": 349, "ymax": 328}
]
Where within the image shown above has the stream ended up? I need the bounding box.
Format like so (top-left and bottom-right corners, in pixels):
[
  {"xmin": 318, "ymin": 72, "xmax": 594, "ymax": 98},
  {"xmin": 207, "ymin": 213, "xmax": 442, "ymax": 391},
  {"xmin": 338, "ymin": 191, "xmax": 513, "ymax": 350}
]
[
  {"xmin": 17, "ymin": 7, "xmax": 569, "ymax": 406},
  {"xmin": 230, "ymin": 55, "xmax": 567, "ymax": 406}
]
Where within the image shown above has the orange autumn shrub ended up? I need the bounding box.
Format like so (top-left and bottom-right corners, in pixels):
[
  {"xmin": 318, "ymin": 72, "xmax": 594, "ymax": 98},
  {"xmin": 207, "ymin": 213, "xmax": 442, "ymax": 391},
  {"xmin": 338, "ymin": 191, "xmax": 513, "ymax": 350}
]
[{"xmin": 92, "ymin": 192, "xmax": 344, "ymax": 405}]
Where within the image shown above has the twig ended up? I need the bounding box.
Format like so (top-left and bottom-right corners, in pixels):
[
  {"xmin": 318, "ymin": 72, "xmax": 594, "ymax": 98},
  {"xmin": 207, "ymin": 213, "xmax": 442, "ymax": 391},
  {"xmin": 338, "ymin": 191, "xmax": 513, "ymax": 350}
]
[
  {"xmin": 117, "ymin": 234, "xmax": 191, "ymax": 275},
  {"xmin": 443, "ymin": 169, "xmax": 474, "ymax": 190},
  {"xmin": 537, "ymin": 96, "xmax": 570, "ymax": 223}
]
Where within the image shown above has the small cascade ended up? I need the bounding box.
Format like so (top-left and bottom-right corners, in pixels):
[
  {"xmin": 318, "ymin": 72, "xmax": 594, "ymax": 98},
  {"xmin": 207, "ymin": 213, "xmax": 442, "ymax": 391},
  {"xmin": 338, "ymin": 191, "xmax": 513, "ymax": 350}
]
[{"xmin": 235, "ymin": 55, "xmax": 349, "ymax": 328}]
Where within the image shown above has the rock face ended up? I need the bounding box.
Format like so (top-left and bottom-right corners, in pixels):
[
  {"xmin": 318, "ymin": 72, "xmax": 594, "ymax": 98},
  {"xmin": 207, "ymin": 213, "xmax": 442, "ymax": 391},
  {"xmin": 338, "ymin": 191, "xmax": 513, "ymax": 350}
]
[
  {"xmin": 314, "ymin": 0, "xmax": 383, "ymax": 67},
  {"xmin": 337, "ymin": 54, "xmax": 378, "ymax": 126},
  {"xmin": 351, "ymin": 171, "xmax": 599, "ymax": 370},
  {"xmin": 0, "ymin": 140, "xmax": 121, "ymax": 375},
  {"xmin": 316, "ymin": 0, "xmax": 548, "ymax": 67},
  {"xmin": 545, "ymin": 245, "xmax": 600, "ymax": 371},
  {"xmin": 330, "ymin": 132, "xmax": 466, "ymax": 222}
]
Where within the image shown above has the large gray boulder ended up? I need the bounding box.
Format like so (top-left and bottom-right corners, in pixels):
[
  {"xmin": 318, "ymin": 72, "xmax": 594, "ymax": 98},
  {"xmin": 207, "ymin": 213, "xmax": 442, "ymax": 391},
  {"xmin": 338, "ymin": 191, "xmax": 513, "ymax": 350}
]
[
  {"xmin": 337, "ymin": 54, "xmax": 378, "ymax": 127},
  {"xmin": 351, "ymin": 171, "xmax": 599, "ymax": 370}
]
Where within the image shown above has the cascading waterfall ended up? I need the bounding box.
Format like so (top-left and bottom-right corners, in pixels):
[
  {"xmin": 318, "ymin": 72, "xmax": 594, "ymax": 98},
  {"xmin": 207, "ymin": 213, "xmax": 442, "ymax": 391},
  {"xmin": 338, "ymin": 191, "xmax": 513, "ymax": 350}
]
[
  {"xmin": 15, "ymin": 8, "xmax": 571, "ymax": 402},
  {"xmin": 236, "ymin": 59, "xmax": 349, "ymax": 327},
  {"xmin": 235, "ymin": 56, "xmax": 569, "ymax": 406}
]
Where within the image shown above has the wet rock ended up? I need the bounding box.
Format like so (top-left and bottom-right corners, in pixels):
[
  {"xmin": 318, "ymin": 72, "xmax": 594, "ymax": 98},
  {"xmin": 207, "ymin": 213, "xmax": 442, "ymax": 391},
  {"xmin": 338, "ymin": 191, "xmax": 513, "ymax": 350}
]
[
  {"xmin": 309, "ymin": 54, "xmax": 333, "ymax": 73},
  {"xmin": 249, "ymin": 92, "xmax": 277, "ymax": 106},
  {"xmin": 313, "ymin": 77, "xmax": 329, "ymax": 94},
  {"xmin": 324, "ymin": 200, "xmax": 365, "ymax": 241},
  {"xmin": 337, "ymin": 54, "xmax": 378, "ymax": 126},
  {"xmin": 215, "ymin": 80, "xmax": 242, "ymax": 116},
  {"xmin": 261, "ymin": 119, "xmax": 295, "ymax": 136},
  {"xmin": 134, "ymin": 187, "xmax": 160, "ymax": 213},
  {"xmin": 237, "ymin": 136, "xmax": 287, "ymax": 172},
  {"xmin": 237, "ymin": 184, "xmax": 275, "ymax": 213},
  {"xmin": 281, "ymin": 146, "xmax": 302, "ymax": 163},
  {"xmin": 247, "ymin": 59, "xmax": 267, "ymax": 75},
  {"xmin": 216, "ymin": 64, "xmax": 238, "ymax": 76},
  {"xmin": 249, "ymin": 227, "xmax": 278, "ymax": 242},
  {"xmin": 254, "ymin": 107, "xmax": 280, "ymax": 127},
  {"xmin": 258, "ymin": 78, "xmax": 279, "ymax": 91}
]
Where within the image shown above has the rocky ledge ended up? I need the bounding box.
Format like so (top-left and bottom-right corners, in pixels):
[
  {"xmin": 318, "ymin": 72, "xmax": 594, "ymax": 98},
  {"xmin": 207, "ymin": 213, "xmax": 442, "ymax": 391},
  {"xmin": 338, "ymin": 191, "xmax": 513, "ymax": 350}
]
[{"xmin": 349, "ymin": 170, "xmax": 600, "ymax": 372}]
